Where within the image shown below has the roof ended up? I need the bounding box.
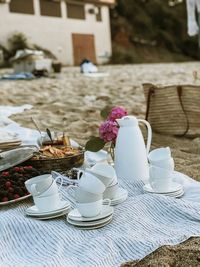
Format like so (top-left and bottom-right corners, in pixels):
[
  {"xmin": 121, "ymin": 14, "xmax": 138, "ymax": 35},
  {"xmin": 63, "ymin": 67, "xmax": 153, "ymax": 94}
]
[
  {"xmin": 10, "ymin": 49, "xmax": 44, "ymax": 62},
  {"xmin": 66, "ymin": 0, "xmax": 115, "ymax": 6}
]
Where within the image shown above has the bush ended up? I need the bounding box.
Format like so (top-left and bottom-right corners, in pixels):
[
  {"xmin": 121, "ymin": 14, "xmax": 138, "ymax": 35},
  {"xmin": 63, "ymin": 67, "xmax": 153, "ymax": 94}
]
[
  {"xmin": 0, "ymin": 44, "xmax": 11, "ymax": 65},
  {"xmin": 111, "ymin": 0, "xmax": 198, "ymax": 62},
  {"xmin": 0, "ymin": 32, "xmax": 58, "ymax": 67},
  {"xmin": 111, "ymin": 45, "xmax": 139, "ymax": 64},
  {"xmin": 8, "ymin": 32, "xmax": 29, "ymax": 57}
]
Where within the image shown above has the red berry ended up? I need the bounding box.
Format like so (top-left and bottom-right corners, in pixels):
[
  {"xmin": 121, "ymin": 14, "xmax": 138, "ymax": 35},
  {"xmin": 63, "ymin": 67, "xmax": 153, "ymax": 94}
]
[
  {"xmin": 8, "ymin": 187, "xmax": 14, "ymax": 193},
  {"xmin": 5, "ymin": 181, "xmax": 12, "ymax": 188},
  {"xmin": 2, "ymin": 197, "xmax": 8, "ymax": 202},
  {"xmin": 28, "ymin": 166, "xmax": 32, "ymax": 169},
  {"xmin": 2, "ymin": 172, "xmax": 9, "ymax": 177},
  {"xmin": 14, "ymin": 167, "xmax": 20, "ymax": 172},
  {"xmin": 14, "ymin": 194, "xmax": 20, "ymax": 199}
]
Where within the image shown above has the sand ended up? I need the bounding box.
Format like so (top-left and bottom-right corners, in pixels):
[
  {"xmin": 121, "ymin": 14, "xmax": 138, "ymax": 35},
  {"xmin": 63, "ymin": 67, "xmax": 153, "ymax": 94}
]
[{"xmin": 1, "ymin": 62, "xmax": 200, "ymax": 266}]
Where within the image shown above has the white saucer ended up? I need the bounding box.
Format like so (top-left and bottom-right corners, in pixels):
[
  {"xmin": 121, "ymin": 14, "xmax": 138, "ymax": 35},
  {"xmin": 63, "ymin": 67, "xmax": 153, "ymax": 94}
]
[
  {"xmin": 143, "ymin": 182, "xmax": 183, "ymax": 194},
  {"xmin": 67, "ymin": 218, "xmax": 112, "ymax": 230},
  {"xmin": 68, "ymin": 205, "xmax": 113, "ymax": 222},
  {"xmin": 171, "ymin": 190, "xmax": 184, "ymax": 198},
  {"xmin": 103, "ymin": 187, "xmax": 128, "ymax": 206},
  {"xmin": 25, "ymin": 201, "xmax": 71, "ymax": 216},
  {"xmin": 67, "ymin": 214, "xmax": 113, "ymax": 227},
  {"xmin": 27, "ymin": 209, "xmax": 70, "ymax": 220},
  {"xmin": 161, "ymin": 188, "xmax": 183, "ymax": 196}
]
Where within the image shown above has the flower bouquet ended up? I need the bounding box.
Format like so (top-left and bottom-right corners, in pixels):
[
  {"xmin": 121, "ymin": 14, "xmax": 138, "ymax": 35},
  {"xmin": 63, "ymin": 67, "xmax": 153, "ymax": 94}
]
[{"xmin": 85, "ymin": 106, "xmax": 128, "ymax": 159}]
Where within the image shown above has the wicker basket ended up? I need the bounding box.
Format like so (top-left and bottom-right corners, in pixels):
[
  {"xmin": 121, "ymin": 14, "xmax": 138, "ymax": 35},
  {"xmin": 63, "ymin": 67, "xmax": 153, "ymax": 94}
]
[
  {"xmin": 22, "ymin": 150, "xmax": 84, "ymax": 174},
  {"xmin": 143, "ymin": 83, "xmax": 200, "ymax": 137}
]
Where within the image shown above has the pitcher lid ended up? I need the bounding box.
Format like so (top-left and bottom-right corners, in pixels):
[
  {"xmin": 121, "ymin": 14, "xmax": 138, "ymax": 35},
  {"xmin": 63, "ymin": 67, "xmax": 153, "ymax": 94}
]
[{"xmin": 116, "ymin": 116, "xmax": 138, "ymax": 126}]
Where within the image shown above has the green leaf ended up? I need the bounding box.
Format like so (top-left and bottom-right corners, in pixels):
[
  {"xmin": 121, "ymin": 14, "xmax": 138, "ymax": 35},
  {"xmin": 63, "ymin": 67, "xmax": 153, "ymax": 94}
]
[
  {"xmin": 100, "ymin": 106, "xmax": 112, "ymax": 120},
  {"xmin": 85, "ymin": 137, "xmax": 105, "ymax": 152}
]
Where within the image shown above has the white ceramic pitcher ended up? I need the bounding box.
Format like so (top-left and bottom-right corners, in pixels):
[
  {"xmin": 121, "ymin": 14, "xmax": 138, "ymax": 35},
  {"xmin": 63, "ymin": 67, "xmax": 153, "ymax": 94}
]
[{"xmin": 114, "ymin": 116, "xmax": 152, "ymax": 182}]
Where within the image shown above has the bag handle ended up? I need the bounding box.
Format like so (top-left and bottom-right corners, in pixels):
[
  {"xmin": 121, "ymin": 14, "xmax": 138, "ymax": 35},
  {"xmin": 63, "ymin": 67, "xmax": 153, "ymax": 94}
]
[
  {"xmin": 145, "ymin": 86, "xmax": 155, "ymax": 121},
  {"xmin": 145, "ymin": 85, "xmax": 189, "ymax": 136},
  {"xmin": 176, "ymin": 86, "xmax": 190, "ymax": 136}
]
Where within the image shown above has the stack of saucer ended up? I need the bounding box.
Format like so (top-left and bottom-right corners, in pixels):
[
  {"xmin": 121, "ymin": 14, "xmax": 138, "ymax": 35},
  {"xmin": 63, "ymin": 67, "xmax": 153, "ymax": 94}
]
[
  {"xmin": 143, "ymin": 182, "xmax": 184, "ymax": 198},
  {"xmin": 144, "ymin": 147, "xmax": 184, "ymax": 198},
  {"xmin": 25, "ymin": 201, "xmax": 71, "ymax": 220},
  {"xmin": 0, "ymin": 131, "xmax": 21, "ymax": 150},
  {"xmin": 67, "ymin": 204, "xmax": 114, "ymax": 230},
  {"xmin": 25, "ymin": 174, "xmax": 71, "ymax": 220},
  {"xmin": 103, "ymin": 187, "xmax": 128, "ymax": 205}
]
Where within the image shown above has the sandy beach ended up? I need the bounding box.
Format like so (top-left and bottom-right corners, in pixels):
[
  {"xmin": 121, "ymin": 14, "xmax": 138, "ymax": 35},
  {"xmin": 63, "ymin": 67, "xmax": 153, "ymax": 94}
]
[{"xmin": 1, "ymin": 62, "xmax": 200, "ymax": 266}]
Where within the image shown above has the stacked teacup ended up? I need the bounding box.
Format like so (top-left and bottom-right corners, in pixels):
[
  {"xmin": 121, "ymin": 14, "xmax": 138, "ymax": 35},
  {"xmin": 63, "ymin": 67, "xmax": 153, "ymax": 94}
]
[
  {"xmin": 25, "ymin": 174, "xmax": 70, "ymax": 219},
  {"xmin": 88, "ymin": 162, "xmax": 127, "ymax": 204},
  {"xmin": 67, "ymin": 162, "xmax": 127, "ymax": 229},
  {"xmin": 143, "ymin": 147, "xmax": 184, "ymax": 198}
]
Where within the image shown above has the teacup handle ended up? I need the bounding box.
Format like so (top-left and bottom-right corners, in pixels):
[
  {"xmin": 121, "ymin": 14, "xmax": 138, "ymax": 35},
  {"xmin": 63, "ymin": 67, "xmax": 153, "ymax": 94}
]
[
  {"xmin": 103, "ymin": 198, "xmax": 111, "ymax": 207},
  {"xmin": 66, "ymin": 185, "xmax": 77, "ymax": 204},
  {"xmin": 54, "ymin": 176, "xmax": 63, "ymax": 191},
  {"xmin": 77, "ymin": 170, "xmax": 84, "ymax": 180}
]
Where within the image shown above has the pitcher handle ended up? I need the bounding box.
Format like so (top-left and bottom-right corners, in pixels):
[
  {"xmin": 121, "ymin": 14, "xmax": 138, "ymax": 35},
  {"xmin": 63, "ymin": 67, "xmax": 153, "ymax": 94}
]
[{"xmin": 138, "ymin": 119, "xmax": 152, "ymax": 155}]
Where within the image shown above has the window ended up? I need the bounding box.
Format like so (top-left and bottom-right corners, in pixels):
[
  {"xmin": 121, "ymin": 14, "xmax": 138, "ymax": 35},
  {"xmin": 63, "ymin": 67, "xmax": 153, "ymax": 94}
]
[
  {"xmin": 67, "ymin": 3, "xmax": 85, "ymax": 20},
  {"xmin": 40, "ymin": 0, "xmax": 61, "ymax": 17},
  {"xmin": 96, "ymin": 6, "xmax": 102, "ymax": 22},
  {"xmin": 9, "ymin": 0, "xmax": 34, "ymax": 14}
]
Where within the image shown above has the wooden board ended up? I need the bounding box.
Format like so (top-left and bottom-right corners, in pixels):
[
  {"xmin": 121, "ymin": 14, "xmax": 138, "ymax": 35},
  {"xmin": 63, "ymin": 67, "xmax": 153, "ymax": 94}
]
[{"xmin": 72, "ymin": 34, "xmax": 96, "ymax": 65}]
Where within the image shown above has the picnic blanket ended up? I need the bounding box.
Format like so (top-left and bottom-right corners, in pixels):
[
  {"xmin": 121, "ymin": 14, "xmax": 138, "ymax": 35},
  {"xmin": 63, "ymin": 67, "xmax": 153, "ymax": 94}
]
[{"xmin": 1, "ymin": 171, "xmax": 200, "ymax": 267}]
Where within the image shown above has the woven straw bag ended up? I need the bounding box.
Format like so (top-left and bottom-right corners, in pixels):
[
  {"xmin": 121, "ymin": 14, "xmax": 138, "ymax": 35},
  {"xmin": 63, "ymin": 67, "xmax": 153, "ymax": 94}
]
[{"xmin": 143, "ymin": 83, "xmax": 200, "ymax": 137}]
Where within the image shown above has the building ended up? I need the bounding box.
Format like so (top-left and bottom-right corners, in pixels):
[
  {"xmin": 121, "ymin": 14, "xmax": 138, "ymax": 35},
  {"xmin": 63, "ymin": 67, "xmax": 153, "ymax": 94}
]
[{"xmin": 0, "ymin": 0, "xmax": 115, "ymax": 65}]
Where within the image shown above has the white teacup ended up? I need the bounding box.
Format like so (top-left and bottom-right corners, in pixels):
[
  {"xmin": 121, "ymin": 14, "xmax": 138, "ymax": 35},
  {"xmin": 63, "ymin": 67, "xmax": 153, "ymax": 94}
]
[
  {"xmin": 103, "ymin": 182, "xmax": 119, "ymax": 199},
  {"xmin": 37, "ymin": 176, "xmax": 63, "ymax": 197},
  {"xmin": 34, "ymin": 193, "xmax": 61, "ymax": 212},
  {"xmin": 151, "ymin": 158, "xmax": 174, "ymax": 171},
  {"xmin": 25, "ymin": 174, "xmax": 53, "ymax": 197},
  {"xmin": 66, "ymin": 185, "xmax": 102, "ymax": 203},
  {"xmin": 87, "ymin": 162, "xmax": 117, "ymax": 186},
  {"xmin": 78, "ymin": 171, "xmax": 106, "ymax": 194},
  {"xmin": 149, "ymin": 165, "xmax": 172, "ymax": 192},
  {"xmin": 148, "ymin": 147, "xmax": 171, "ymax": 161},
  {"xmin": 86, "ymin": 171, "xmax": 113, "ymax": 188},
  {"xmin": 148, "ymin": 147, "xmax": 174, "ymax": 171},
  {"xmin": 76, "ymin": 198, "xmax": 111, "ymax": 218}
]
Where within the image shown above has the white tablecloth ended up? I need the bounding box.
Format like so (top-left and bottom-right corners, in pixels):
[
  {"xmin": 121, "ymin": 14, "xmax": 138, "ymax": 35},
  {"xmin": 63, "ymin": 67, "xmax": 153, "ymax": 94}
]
[{"xmin": 1, "ymin": 171, "xmax": 200, "ymax": 267}]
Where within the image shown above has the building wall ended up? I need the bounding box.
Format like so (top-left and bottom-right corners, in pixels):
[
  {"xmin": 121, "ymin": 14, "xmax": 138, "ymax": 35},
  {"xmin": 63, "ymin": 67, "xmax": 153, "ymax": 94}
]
[{"xmin": 0, "ymin": 0, "xmax": 112, "ymax": 65}]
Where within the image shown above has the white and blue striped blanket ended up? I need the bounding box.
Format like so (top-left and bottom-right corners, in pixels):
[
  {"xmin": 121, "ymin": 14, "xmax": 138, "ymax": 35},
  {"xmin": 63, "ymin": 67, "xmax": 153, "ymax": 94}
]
[{"xmin": 1, "ymin": 171, "xmax": 200, "ymax": 267}]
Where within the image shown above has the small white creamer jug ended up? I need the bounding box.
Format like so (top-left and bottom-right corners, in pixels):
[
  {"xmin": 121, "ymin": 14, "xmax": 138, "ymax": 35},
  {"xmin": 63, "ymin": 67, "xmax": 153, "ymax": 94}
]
[{"xmin": 114, "ymin": 116, "xmax": 152, "ymax": 182}]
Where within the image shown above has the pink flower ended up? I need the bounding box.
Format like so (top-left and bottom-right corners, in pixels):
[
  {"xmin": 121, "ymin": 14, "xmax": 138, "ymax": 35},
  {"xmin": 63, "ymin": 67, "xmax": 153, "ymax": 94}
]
[
  {"xmin": 99, "ymin": 120, "xmax": 119, "ymax": 143},
  {"xmin": 108, "ymin": 106, "xmax": 128, "ymax": 121}
]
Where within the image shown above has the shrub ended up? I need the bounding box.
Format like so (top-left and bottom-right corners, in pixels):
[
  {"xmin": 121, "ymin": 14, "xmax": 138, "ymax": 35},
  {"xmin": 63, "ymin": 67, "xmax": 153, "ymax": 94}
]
[{"xmin": 8, "ymin": 32, "xmax": 29, "ymax": 57}]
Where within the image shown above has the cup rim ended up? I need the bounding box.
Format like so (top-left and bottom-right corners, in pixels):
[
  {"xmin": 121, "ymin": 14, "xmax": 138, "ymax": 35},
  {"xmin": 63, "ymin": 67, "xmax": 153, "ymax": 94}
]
[
  {"xmin": 148, "ymin": 147, "xmax": 171, "ymax": 161},
  {"xmin": 34, "ymin": 192, "xmax": 60, "ymax": 199},
  {"xmin": 76, "ymin": 199, "xmax": 102, "ymax": 206},
  {"xmin": 106, "ymin": 182, "xmax": 118, "ymax": 189},
  {"xmin": 76, "ymin": 187, "xmax": 102, "ymax": 197},
  {"xmin": 148, "ymin": 157, "xmax": 173, "ymax": 164},
  {"xmin": 25, "ymin": 174, "xmax": 52, "ymax": 185},
  {"xmin": 86, "ymin": 168, "xmax": 114, "ymax": 180}
]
